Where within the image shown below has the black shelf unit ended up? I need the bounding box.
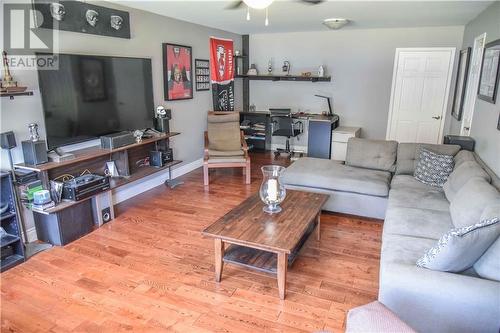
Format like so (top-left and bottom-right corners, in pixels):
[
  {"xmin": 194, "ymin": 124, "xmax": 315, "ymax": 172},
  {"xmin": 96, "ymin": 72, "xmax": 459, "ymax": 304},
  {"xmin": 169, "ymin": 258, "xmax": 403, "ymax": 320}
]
[
  {"xmin": 240, "ymin": 112, "xmax": 271, "ymax": 151},
  {"xmin": 1, "ymin": 171, "xmax": 25, "ymax": 272}
]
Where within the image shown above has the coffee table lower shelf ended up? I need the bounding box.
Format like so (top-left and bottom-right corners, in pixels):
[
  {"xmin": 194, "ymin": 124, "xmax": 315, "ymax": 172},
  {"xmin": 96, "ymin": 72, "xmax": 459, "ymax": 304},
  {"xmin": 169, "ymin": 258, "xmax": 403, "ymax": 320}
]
[{"xmin": 223, "ymin": 220, "xmax": 316, "ymax": 274}]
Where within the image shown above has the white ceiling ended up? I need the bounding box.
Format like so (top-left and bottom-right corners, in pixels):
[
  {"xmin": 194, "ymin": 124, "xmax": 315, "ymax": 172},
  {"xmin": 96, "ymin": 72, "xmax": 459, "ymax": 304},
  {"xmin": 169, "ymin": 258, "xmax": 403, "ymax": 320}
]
[{"xmin": 113, "ymin": 0, "xmax": 493, "ymax": 34}]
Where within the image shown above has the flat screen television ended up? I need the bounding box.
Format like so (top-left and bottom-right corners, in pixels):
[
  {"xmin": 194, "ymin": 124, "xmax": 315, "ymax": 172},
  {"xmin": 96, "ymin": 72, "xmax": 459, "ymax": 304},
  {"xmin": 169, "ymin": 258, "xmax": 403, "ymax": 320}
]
[{"xmin": 37, "ymin": 53, "xmax": 154, "ymax": 149}]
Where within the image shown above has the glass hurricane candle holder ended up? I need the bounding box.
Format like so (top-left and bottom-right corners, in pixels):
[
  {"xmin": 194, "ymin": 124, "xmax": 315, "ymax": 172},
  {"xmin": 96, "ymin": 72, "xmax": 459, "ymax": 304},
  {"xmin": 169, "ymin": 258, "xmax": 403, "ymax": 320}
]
[{"xmin": 259, "ymin": 165, "xmax": 287, "ymax": 214}]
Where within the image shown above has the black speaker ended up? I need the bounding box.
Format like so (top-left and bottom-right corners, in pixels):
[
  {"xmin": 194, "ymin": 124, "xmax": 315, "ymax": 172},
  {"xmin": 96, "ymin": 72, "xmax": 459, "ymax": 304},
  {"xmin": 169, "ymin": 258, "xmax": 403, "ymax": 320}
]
[
  {"xmin": 21, "ymin": 140, "xmax": 48, "ymax": 165},
  {"xmin": 101, "ymin": 207, "xmax": 112, "ymax": 223},
  {"xmin": 0, "ymin": 131, "xmax": 16, "ymax": 149},
  {"xmin": 154, "ymin": 117, "xmax": 170, "ymax": 134},
  {"xmin": 100, "ymin": 131, "xmax": 135, "ymax": 149},
  {"xmin": 149, "ymin": 149, "xmax": 173, "ymax": 167},
  {"xmin": 444, "ymin": 135, "xmax": 475, "ymax": 151}
]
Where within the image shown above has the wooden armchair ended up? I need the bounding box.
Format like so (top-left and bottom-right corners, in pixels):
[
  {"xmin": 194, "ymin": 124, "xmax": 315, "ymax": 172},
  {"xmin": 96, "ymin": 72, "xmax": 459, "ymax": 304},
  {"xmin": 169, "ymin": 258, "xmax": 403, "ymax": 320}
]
[{"xmin": 203, "ymin": 112, "xmax": 251, "ymax": 186}]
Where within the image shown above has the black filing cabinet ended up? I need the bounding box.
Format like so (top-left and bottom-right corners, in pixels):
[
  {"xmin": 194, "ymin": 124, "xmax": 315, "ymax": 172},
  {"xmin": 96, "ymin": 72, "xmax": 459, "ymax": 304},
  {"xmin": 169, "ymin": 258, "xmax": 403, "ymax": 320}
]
[
  {"xmin": 34, "ymin": 199, "xmax": 93, "ymax": 246},
  {"xmin": 307, "ymin": 117, "xmax": 339, "ymax": 159}
]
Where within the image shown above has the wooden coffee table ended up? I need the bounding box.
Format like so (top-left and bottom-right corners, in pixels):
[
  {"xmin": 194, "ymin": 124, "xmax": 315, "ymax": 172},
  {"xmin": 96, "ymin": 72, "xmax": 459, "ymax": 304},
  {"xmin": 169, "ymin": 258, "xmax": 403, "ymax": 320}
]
[{"xmin": 202, "ymin": 190, "xmax": 328, "ymax": 299}]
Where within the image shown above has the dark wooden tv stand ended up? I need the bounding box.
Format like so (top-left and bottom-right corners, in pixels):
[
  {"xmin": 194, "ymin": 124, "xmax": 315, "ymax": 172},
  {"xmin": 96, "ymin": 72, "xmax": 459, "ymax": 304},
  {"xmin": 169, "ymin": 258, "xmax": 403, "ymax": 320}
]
[{"xmin": 14, "ymin": 132, "xmax": 181, "ymax": 244}]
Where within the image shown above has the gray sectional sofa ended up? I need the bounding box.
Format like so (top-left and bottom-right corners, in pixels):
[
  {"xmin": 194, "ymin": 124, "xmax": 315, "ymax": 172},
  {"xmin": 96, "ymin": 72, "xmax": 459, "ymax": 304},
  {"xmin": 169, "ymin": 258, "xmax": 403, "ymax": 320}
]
[{"xmin": 282, "ymin": 138, "xmax": 500, "ymax": 333}]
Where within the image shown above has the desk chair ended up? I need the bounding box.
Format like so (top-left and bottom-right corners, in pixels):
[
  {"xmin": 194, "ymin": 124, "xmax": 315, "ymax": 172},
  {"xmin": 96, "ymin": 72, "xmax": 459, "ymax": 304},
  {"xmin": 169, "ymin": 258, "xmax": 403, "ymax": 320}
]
[
  {"xmin": 270, "ymin": 109, "xmax": 304, "ymax": 158},
  {"xmin": 203, "ymin": 112, "xmax": 250, "ymax": 186}
]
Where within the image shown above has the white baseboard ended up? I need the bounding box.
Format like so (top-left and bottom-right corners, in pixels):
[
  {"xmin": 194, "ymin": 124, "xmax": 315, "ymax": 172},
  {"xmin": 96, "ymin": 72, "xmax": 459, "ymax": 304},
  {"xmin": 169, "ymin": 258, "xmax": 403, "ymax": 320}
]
[
  {"xmin": 26, "ymin": 227, "xmax": 38, "ymax": 243},
  {"xmin": 112, "ymin": 158, "xmax": 203, "ymax": 204}
]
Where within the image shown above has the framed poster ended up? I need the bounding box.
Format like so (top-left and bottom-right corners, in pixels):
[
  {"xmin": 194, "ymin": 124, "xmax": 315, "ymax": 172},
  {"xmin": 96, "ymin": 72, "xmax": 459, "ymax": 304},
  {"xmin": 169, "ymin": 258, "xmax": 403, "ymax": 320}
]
[
  {"xmin": 451, "ymin": 48, "xmax": 471, "ymax": 120},
  {"xmin": 478, "ymin": 38, "xmax": 500, "ymax": 104},
  {"xmin": 163, "ymin": 43, "xmax": 193, "ymax": 100},
  {"xmin": 195, "ymin": 59, "xmax": 210, "ymax": 91}
]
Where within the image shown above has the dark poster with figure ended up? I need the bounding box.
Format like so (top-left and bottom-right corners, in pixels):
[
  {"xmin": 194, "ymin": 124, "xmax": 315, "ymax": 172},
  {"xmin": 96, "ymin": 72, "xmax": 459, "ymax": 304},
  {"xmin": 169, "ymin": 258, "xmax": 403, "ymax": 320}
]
[{"xmin": 210, "ymin": 37, "xmax": 234, "ymax": 111}]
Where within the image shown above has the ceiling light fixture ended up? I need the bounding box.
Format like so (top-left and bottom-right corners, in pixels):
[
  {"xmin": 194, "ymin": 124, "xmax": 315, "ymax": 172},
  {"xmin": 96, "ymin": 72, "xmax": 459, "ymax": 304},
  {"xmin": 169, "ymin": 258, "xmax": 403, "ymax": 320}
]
[
  {"xmin": 243, "ymin": 0, "xmax": 274, "ymax": 10},
  {"xmin": 323, "ymin": 18, "xmax": 349, "ymax": 30}
]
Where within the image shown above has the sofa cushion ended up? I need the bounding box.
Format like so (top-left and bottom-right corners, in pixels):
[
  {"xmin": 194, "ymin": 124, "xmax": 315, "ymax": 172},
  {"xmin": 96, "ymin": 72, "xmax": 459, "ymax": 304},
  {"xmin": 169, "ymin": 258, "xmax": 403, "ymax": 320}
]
[
  {"xmin": 454, "ymin": 150, "xmax": 476, "ymax": 168},
  {"xmin": 345, "ymin": 138, "xmax": 398, "ymax": 172},
  {"xmin": 282, "ymin": 157, "xmax": 391, "ymax": 197},
  {"xmin": 379, "ymin": 234, "xmax": 500, "ymax": 333},
  {"xmin": 450, "ymin": 178, "xmax": 500, "ymax": 228},
  {"xmin": 474, "ymin": 236, "xmax": 500, "ymax": 282},
  {"xmin": 395, "ymin": 143, "xmax": 461, "ymax": 175},
  {"xmin": 416, "ymin": 215, "xmax": 500, "ymax": 273},
  {"xmin": 384, "ymin": 207, "xmax": 453, "ymax": 240},
  {"xmin": 414, "ymin": 148, "xmax": 454, "ymax": 187},
  {"xmin": 474, "ymin": 204, "xmax": 500, "ymax": 281},
  {"xmin": 443, "ymin": 160, "xmax": 491, "ymax": 202},
  {"xmin": 389, "ymin": 176, "xmax": 449, "ymax": 212}
]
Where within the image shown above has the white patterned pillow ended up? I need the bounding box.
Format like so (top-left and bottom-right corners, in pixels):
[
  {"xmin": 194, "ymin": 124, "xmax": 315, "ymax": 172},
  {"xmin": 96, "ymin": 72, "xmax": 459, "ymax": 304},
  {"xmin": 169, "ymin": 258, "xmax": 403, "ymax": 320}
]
[
  {"xmin": 416, "ymin": 216, "xmax": 500, "ymax": 272},
  {"xmin": 414, "ymin": 148, "xmax": 454, "ymax": 187}
]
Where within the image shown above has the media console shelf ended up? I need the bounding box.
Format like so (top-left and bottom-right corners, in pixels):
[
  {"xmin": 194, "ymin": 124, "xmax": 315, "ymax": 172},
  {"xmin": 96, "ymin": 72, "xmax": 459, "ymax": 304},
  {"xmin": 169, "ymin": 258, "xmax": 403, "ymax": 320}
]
[{"xmin": 14, "ymin": 132, "xmax": 181, "ymax": 244}]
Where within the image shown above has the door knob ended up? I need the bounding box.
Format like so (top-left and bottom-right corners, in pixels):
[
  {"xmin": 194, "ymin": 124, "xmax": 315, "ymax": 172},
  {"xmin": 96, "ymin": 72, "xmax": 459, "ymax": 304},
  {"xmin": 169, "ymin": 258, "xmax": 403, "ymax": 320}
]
[{"xmin": 432, "ymin": 116, "xmax": 441, "ymax": 120}]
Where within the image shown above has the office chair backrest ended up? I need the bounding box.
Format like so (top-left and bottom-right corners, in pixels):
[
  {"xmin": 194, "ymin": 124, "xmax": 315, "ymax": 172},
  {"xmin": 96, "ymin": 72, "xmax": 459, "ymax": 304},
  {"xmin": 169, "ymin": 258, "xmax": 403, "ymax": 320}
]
[
  {"xmin": 270, "ymin": 109, "xmax": 294, "ymax": 136},
  {"xmin": 207, "ymin": 112, "xmax": 241, "ymax": 151},
  {"xmin": 269, "ymin": 108, "xmax": 292, "ymax": 117}
]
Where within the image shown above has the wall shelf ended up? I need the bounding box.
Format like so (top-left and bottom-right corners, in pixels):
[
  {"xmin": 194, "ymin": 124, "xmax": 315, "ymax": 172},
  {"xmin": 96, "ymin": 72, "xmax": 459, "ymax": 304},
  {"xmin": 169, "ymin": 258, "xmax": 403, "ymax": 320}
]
[
  {"xmin": 0, "ymin": 91, "xmax": 34, "ymax": 99},
  {"xmin": 236, "ymin": 74, "xmax": 331, "ymax": 82}
]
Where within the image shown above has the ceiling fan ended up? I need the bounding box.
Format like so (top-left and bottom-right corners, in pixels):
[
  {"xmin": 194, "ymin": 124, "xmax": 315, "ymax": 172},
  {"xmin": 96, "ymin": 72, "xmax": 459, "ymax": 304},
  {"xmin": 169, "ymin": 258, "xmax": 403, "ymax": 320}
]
[{"xmin": 226, "ymin": 0, "xmax": 325, "ymax": 26}]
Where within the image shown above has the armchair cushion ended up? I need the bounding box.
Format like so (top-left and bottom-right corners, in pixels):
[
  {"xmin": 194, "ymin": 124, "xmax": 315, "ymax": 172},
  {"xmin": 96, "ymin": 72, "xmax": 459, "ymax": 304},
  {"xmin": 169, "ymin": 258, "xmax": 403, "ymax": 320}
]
[
  {"xmin": 207, "ymin": 113, "xmax": 242, "ymax": 151},
  {"xmin": 208, "ymin": 156, "xmax": 247, "ymax": 164},
  {"xmin": 208, "ymin": 149, "xmax": 245, "ymax": 157}
]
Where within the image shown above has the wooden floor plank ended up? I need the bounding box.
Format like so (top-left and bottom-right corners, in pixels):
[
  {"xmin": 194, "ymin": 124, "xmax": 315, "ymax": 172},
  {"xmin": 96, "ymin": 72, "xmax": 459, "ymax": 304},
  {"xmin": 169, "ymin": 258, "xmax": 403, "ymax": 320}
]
[{"xmin": 1, "ymin": 152, "xmax": 382, "ymax": 332}]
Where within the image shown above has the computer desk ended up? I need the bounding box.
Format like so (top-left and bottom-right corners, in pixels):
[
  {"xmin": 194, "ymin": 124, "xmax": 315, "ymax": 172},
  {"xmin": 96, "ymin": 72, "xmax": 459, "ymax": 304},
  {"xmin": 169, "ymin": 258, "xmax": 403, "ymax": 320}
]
[{"xmin": 240, "ymin": 111, "xmax": 339, "ymax": 158}]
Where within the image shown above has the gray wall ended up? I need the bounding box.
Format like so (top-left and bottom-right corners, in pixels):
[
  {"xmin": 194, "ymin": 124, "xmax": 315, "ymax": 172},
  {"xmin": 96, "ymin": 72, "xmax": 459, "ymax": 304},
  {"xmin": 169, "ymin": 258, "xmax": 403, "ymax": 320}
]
[
  {"xmin": 248, "ymin": 26, "xmax": 465, "ymax": 139},
  {"xmin": 449, "ymin": 1, "xmax": 500, "ymax": 176},
  {"xmin": 0, "ymin": 2, "xmax": 242, "ymax": 170}
]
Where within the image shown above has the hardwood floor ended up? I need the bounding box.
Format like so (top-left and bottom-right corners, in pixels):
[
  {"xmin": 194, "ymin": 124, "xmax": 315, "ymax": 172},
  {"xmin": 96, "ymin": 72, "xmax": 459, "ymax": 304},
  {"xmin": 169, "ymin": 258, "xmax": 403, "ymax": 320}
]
[{"xmin": 1, "ymin": 152, "xmax": 382, "ymax": 332}]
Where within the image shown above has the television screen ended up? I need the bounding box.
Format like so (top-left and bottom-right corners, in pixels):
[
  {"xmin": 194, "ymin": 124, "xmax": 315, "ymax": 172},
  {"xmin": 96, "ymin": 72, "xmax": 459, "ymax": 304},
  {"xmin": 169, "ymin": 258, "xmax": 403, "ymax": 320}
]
[{"xmin": 37, "ymin": 53, "xmax": 154, "ymax": 149}]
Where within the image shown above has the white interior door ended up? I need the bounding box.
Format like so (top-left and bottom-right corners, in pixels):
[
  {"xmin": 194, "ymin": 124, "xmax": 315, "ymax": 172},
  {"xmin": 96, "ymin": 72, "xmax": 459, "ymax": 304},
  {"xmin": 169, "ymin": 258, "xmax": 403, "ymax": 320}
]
[
  {"xmin": 460, "ymin": 33, "xmax": 487, "ymax": 136},
  {"xmin": 387, "ymin": 48, "xmax": 455, "ymax": 143}
]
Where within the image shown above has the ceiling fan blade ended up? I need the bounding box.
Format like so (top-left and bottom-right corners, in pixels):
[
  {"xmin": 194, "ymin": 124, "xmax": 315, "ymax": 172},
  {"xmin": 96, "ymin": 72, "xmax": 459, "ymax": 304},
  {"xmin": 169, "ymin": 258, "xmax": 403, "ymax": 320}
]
[
  {"xmin": 225, "ymin": 1, "xmax": 245, "ymax": 9},
  {"xmin": 299, "ymin": 0, "xmax": 324, "ymax": 4}
]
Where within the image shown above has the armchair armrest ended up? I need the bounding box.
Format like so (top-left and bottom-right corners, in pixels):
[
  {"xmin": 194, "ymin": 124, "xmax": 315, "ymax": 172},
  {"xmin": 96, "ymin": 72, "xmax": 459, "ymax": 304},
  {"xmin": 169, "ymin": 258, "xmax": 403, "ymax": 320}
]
[{"xmin": 241, "ymin": 131, "xmax": 249, "ymax": 158}]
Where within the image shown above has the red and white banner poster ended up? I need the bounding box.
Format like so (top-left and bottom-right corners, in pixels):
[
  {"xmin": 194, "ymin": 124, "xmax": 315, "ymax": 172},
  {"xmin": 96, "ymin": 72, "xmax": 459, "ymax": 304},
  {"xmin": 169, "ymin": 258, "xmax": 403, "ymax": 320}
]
[{"xmin": 209, "ymin": 37, "xmax": 234, "ymax": 111}]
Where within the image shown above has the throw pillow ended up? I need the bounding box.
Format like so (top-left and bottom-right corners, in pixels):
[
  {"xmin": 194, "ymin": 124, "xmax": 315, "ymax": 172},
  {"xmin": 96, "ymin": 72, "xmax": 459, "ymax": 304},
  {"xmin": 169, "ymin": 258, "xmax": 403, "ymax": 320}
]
[
  {"xmin": 449, "ymin": 177, "xmax": 500, "ymax": 228},
  {"xmin": 473, "ymin": 204, "xmax": 500, "ymax": 281},
  {"xmin": 414, "ymin": 148, "xmax": 454, "ymax": 187},
  {"xmin": 416, "ymin": 214, "xmax": 500, "ymax": 272}
]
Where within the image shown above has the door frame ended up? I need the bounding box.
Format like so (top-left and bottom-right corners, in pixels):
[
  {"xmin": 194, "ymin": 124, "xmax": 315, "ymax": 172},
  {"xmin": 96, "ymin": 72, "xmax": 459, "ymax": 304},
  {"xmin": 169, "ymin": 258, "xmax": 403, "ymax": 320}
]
[
  {"xmin": 386, "ymin": 47, "xmax": 456, "ymax": 143},
  {"xmin": 460, "ymin": 33, "xmax": 487, "ymax": 136}
]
